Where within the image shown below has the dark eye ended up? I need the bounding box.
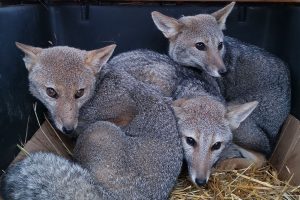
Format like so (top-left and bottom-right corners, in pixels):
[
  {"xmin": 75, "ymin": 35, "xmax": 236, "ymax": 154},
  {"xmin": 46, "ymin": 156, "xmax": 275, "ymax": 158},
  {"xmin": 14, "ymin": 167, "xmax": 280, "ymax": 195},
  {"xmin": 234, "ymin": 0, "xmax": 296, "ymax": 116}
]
[
  {"xmin": 46, "ymin": 87, "xmax": 58, "ymax": 99},
  {"xmin": 218, "ymin": 42, "xmax": 223, "ymax": 50},
  {"xmin": 195, "ymin": 42, "xmax": 206, "ymax": 51},
  {"xmin": 211, "ymin": 142, "xmax": 222, "ymax": 151},
  {"xmin": 186, "ymin": 137, "xmax": 196, "ymax": 147},
  {"xmin": 75, "ymin": 89, "xmax": 84, "ymax": 99}
]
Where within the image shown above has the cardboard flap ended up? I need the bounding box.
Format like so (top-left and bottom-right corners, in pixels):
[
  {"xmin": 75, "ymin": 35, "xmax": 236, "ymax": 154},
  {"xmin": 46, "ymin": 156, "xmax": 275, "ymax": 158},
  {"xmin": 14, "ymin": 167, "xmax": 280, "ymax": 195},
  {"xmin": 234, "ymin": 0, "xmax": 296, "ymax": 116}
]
[{"xmin": 270, "ymin": 115, "xmax": 300, "ymax": 185}]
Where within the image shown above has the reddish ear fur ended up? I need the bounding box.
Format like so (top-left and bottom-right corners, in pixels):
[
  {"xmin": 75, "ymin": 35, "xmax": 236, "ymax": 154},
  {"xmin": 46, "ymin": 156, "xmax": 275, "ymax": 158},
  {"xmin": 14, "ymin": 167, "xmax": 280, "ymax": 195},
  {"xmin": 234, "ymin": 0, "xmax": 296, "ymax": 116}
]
[
  {"xmin": 211, "ymin": 2, "xmax": 235, "ymax": 30},
  {"xmin": 15, "ymin": 42, "xmax": 43, "ymax": 71},
  {"xmin": 151, "ymin": 11, "xmax": 182, "ymax": 39},
  {"xmin": 85, "ymin": 44, "xmax": 116, "ymax": 74},
  {"xmin": 226, "ymin": 101, "xmax": 258, "ymax": 130}
]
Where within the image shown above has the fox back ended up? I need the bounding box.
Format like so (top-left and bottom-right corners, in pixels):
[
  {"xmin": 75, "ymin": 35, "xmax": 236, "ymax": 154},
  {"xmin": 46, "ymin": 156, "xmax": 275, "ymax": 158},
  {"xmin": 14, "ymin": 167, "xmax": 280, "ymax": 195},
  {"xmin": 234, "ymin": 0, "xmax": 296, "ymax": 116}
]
[{"xmin": 16, "ymin": 43, "xmax": 115, "ymax": 135}]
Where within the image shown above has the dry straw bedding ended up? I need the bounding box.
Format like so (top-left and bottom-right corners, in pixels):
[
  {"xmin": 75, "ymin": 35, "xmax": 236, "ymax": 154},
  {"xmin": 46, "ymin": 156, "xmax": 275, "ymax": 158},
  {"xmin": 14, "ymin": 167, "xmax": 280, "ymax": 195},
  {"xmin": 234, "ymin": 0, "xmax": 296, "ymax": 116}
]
[{"xmin": 171, "ymin": 165, "xmax": 300, "ymax": 200}]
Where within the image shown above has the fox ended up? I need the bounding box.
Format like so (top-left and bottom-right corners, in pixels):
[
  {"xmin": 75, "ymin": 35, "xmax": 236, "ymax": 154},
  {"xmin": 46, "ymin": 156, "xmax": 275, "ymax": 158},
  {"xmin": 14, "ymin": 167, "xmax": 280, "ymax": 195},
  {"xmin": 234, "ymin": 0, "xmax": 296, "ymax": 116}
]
[
  {"xmin": 172, "ymin": 78, "xmax": 264, "ymax": 187},
  {"xmin": 151, "ymin": 2, "xmax": 290, "ymax": 158},
  {"xmin": 15, "ymin": 42, "xmax": 116, "ymax": 135},
  {"xmin": 3, "ymin": 44, "xmax": 183, "ymax": 199}
]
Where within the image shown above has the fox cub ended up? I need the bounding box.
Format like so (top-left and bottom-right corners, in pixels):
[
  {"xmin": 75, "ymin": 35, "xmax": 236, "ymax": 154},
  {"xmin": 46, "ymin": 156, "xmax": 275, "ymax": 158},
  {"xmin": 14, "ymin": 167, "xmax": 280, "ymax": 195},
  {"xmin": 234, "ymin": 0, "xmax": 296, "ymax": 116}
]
[
  {"xmin": 3, "ymin": 44, "xmax": 182, "ymax": 199},
  {"xmin": 152, "ymin": 2, "xmax": 290, "ymax": 158},
  {"xmin": 171, "ymin": 77, "xmax": 264, "ymax": 187}
]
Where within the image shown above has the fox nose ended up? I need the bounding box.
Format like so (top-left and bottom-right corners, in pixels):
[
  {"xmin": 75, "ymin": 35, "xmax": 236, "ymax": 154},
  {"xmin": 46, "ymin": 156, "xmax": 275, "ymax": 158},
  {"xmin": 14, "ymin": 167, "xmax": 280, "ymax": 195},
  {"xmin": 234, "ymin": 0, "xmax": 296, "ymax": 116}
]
[
  {"xmin": 62, "ymin": 127, "xmax": 75, "ymax": 135},
  {"xmin": 218, "ymin": 67, "xmax": 227, "ymax": 76},
  {"xmin": 195, "ymin": 178, "xmax": 207, "ymax": 187}
]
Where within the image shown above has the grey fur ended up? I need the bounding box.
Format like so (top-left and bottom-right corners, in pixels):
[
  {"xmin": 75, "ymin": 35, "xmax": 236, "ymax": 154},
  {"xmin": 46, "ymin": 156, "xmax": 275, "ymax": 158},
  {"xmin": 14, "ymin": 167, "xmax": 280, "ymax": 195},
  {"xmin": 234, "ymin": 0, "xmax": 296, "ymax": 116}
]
[
  {"xmin": 152, "ymin": 8, "xmax": 290, "ymax": 157},
  {"xmin": 1, "ymin": 153, "xmax": 102, "ymax": 200},
  {"xmin": 220, "ymin": 37, "xmax": 290, "ymax": 156},
  {"xmin": 6, "ymin": 45, "xmax": 183, "ymax": 199},
  {"xmin": 77, "ymin": 65, "xmax": 183, "ymax": 199},
  {"xmin": 105, "ymin": 49, "xmax": 220, "ymax": 99}
]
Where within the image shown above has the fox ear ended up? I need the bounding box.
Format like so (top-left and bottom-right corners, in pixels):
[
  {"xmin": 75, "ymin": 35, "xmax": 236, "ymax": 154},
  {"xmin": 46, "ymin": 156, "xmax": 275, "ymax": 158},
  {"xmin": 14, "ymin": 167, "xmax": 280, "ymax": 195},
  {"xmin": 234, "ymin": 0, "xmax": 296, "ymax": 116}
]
[
  {"xmin": 15, "ymin": 42, "xmax": 43, "ymax": 71},
  {"xmin": 151, "ymin": 11, "xmax": 182, "ymax": 38},
  {"xmin": 226, "ymin": 101, "xmax": 258, "ymax": 130},
  {"xmin": 211, "ymin": 2, "xmax": 235, "ymax": 30},
  {"xmin": 85, "ymin": 44, "xmax": 116, "ymax": 74}
]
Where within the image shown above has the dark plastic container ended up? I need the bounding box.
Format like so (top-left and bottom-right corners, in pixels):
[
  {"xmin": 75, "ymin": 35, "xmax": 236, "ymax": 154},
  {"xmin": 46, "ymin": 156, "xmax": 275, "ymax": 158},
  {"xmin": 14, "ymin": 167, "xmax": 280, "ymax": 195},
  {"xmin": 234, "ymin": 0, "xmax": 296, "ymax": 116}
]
[{"xmin": 1, "ymin": 2, "xmax": 299, "ymax": 171}]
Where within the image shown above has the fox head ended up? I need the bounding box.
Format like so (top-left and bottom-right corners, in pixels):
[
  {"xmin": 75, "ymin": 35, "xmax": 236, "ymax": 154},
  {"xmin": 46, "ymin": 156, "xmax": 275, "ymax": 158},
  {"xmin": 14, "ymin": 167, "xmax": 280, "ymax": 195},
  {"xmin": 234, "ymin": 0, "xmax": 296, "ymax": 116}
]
[
  {"xmin": 172, "ymin": 97, "xmax": 257, "ymax": 187},
  {"xmin": 16, "ymin": 42, "xmax": 116, "ymax": 136},
  {"xmin": 152, "ymin": 2, "xmax": 235, "ymax": 77}
]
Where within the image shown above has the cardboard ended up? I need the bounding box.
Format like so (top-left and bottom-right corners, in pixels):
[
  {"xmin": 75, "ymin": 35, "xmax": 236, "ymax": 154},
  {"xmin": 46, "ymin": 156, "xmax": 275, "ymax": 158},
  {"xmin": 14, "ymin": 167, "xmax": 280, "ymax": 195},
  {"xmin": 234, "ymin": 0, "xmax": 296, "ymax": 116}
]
[
  {"xmin": 11, "ymin": 120, "xmax": 74, "ymax": 163},
  {"xmin": 270, "ymin": 115, "xmax": 300, "ymax": 185},
  {"xmin": 0, "ymin": 121, "xmax": 74, "ymax": 200}
]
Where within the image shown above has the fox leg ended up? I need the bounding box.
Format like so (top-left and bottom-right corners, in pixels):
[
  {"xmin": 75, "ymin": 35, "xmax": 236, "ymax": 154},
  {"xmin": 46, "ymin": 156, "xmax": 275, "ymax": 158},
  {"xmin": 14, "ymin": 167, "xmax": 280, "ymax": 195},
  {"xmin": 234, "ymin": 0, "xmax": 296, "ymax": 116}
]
[{"xmin": 216, "ymin": 144, "xmax": 266, "ymax": 170}]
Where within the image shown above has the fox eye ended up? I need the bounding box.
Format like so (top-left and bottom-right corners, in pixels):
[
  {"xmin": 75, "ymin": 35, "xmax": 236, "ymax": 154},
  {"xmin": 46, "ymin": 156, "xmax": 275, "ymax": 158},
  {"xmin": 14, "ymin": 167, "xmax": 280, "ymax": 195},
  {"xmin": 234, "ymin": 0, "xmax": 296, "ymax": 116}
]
[
  {"xmin": 195, "ymin": 42, "xmax": 206, "ymax": 51},
  {"xmin": 46, "ymin": 87, "xmax": 58, "ymax": 99},
  {"xmin": 218, "ymin": 42, "xmax": 223, "ymax": 50},
  {"xmin": 186, "ymin": 137, "xmax": 196, "ymax": 147},
  {"xmin": 211, "ymin": 142, "xmax": 222, "ymax": 151},
  {"xmin": 75, "ymin": 89, "xmax": 84, "ymax": 99}
]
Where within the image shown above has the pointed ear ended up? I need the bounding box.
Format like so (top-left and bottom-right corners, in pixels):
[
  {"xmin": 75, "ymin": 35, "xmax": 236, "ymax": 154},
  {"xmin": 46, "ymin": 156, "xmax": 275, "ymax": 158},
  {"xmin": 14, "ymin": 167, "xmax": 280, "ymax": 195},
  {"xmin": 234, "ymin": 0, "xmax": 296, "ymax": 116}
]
[
  {"xmin": 15, "ymin": 42, "xmax": 43, "ymax": 71},
  {"xmin": 226, "ymin": 101, "xmax": 258, "ymax": 130},
  {"xmin": 85, "ymin": 44, "xmax": 116, "ymax": 74},
  {"xmin": 151, "ymin": 11, "xmax": 182, "ymax": 38},
  {"xmin": 211, "ymin": 2, "xmax": 235, "ymax": 30}
]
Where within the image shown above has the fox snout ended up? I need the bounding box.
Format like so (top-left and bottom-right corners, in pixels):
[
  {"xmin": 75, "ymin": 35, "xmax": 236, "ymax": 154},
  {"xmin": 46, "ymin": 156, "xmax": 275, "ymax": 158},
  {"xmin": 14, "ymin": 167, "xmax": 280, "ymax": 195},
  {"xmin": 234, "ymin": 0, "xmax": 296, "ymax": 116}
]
[
  {"xmin": 206, "ymin": 50, "xmax": 227, "ymax": 77},
  {"xmin": 192, "ymin": 171, "xmax": 210, "ymax": 187},
  {"xmin": 189, "ymin": 162, "xmax": 210, "ymax": 187},
  {"xmin": 62, "ymin": 124, "xmax": 75, "ymax": 135},
  {"xmin": 195, "ymin": 178, "xmax": 208, "ymax": 187},
  {"xmin": 53, "ymin": 102, "xmax": 79, "ymax": 136}
]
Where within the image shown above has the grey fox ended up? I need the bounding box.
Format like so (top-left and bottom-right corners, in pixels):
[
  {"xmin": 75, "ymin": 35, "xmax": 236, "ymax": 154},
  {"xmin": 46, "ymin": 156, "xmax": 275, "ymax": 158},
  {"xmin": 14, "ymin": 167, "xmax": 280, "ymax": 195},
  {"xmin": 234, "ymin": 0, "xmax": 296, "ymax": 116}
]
[
  {"xmin": 151, "ymin": 2, "xmax": 291, "ymax": 157},
  {"xmin": 172, "ymin": 77, "xmax": 263, "ymax": 187},
  {"xmin": 15, "ymin": 42, "xmax": 116, "ymax": 135},
  {"xmin": 3, "ymin": 45, "xmax": 183, "ymax": 199}
]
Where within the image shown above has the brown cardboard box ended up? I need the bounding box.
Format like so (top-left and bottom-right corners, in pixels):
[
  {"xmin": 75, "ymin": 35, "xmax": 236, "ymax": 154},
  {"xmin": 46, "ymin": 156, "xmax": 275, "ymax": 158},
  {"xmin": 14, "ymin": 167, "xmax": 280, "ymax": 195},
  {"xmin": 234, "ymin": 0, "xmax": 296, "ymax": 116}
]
[{"xmin": 270, "ymin": 115, "xmax": 300, "ymax": 185}]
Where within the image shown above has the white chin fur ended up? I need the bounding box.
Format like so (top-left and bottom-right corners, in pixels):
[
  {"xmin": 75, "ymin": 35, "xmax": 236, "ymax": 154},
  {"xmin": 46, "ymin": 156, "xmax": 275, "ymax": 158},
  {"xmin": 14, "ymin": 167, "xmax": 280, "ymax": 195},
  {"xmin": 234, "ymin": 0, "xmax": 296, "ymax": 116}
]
[{"xmin": 209, "ymin": 70, "xmax": 221, "ymax": 77}]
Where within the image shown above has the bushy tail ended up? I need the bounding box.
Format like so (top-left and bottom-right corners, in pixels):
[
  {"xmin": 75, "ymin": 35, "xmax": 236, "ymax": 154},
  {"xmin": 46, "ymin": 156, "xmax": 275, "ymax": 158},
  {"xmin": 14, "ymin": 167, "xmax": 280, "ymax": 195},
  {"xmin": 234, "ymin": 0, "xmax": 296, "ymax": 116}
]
[{"xmin": 1, "ymin": 153, "xmax": 101, "ymax": 200}]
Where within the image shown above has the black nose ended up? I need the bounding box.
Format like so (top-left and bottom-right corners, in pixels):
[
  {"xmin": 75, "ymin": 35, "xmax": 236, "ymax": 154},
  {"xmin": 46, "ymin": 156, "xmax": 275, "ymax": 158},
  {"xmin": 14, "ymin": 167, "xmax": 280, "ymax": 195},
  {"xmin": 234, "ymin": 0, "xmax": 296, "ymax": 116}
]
[
  {"xmin": 195, "ymin": 178, "xmax": 207, "ymax": 187},
  {"xmin": 218, "ymin": 68, "xmax": 227, "ymax": 76},
  {"xmin": 62, "ymin": 127, "xmax": 74, "ymax": 135}
]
